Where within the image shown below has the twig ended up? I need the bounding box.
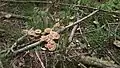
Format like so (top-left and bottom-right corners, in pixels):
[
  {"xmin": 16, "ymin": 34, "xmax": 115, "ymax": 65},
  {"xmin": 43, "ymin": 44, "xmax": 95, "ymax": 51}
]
[
  {"xmin": 11, "ymin": 34, "xmax": 27, "ymax": 52},
  {"xmin": 106, "ymin": 48, "xmax": 120, "ymax": 65},
  {"xmin": 1, "ymin": 0, "xmax": 53, "ymax": 3},
  {"xmin": 70, "ymin": 55, "xmax": 120, "ymax": 68},
  {"xmin": 78, "ymin": 25, "xmax": 90, "ymax": 47},
  {"xmin": 35, "ymin": 51, "xmax": 46, "ymax": 68},
  {"xmin": 0, "ymin": 29, "xmax": 5, "ymax": 32},
  {"xmin": 115, "ymin": 22, "xmax": 120, "ymax": 40},
  {"xmin": 78, "ymin": 63, "xmax": 87, "ymax": 68},
  {"xmin": 0, "ymin": 3, "xmax": 7, "ymax": 7},
  {"xmin": 0, "ymin": 60, "xmax": 4, "ymax": 68},
  {"xmin": 1, "ymin": 0, "xmax": 120, "ymax": 14},
  {"xmin": 57, "ymin": 10, "xmax": 99, "ymax": 33},
  {"xmin": 69, "ymin": 25, "xmax": 78, "ymax": 42},
  {"xmin": 12, "ymin": 40, "xmax": 42, "ymax": 54},
  {"xmin": 0, "ymin": 11, "xmax": 31, "ymax": 20},
  {"xmin": 68, "ymin": 12, "xmax": 79, "ymax": 43}
]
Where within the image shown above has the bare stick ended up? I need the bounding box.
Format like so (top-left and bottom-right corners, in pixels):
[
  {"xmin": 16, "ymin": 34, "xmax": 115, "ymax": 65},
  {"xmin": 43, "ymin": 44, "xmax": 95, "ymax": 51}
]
[
  {"xmin": 70, "ymin": 55, "xmax": 120, "ymax": 68},
  {"xmin": 0, "ymin": 60, "xmax": 4, "ymax": 68},
  {"xmin": 0, "ymin": 11, "xmax": 31, "ymax": 20},
  {"xmin": 11, "ymin": 34, "xmax": 27, "ymax": 52},
  {"xmin": 58, "ymin": 10, "xmax": 99, "ymax": 33},
  {"xmin": 69, "ymin": 25, "xmax": 78, "ymax": 42},
  {"xmin": 69, "ymin": 12, "xmax": 80, "ymax": 42},
  {"xmin": 0, "ymin": 29, "xmax": 5, "ymax": 32},
  {"xmin": 0, "ymin": 3, "xmax": 7, "ymax": 7},
  {"xmin": 12, "ymin": 40, "xmax": 42, "ymax": 54},
  {"xmin": 78, "ymin": 26, "xmax": 90, "ymax": 47},
  {"xmin": 35, "ymin": 51, "xmax": 46, "ymax": 68},
  {"xmin": 106, "ymin": 49, "xmax": 120, "ymax": 65}
]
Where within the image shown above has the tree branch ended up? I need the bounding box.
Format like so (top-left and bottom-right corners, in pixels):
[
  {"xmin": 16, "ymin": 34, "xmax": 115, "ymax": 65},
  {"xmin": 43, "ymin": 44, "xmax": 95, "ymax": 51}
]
[
  {"xmin": 71, "ymin": 55, "xmax": 120, "ymax": 68},
  {"xmin": 57, "ymin": 10, "xmax": 99, "ymax": 33},
  {"xmin": 0, "ymin": 11, "xmax": 31, "ymax": 20}
]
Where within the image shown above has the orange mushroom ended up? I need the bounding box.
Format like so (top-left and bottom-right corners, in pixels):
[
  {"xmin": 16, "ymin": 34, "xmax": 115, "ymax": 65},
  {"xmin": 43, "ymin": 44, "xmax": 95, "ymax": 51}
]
[
  {"xmin": 45, "ymin": 40, "xmax": 56, "ymax": 51},
  {"xmin": 49, "ymin": 31, "xmax": 60, "ymax": 39}
]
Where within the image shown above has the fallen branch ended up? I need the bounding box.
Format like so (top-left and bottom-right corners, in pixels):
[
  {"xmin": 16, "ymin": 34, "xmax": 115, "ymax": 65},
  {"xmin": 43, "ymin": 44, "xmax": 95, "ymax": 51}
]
[
  {"xmin": 57, "ymin": 10, "xmax": 99, "ymax": 33},
  {"xmin": 71, "ymin": 55, "xmax": 120, "ymax": 68},
  {"xmin": 35, "ymin": 51, "xmax": 46, "ymax": 68},
  {"xmin": 0, "ymin": 29, "xmax": 5, "ymax": 32},
  {"xmin": 0, "ymin": 60, "xmax": 4, "ymax": 68},
  {"xmin": 0, "ymin": 11, "xmax": 31, "ymax": 20},
  {"xmin": 12, "ymin": 40, "xmax": 42, "ymax": 54},
  {"xmin": 68, "ymin": 12, "xmax": 79, "ymax": 43},
  {"xmin": 11, "ymin": 34, "xmax": 27, "ymax": 52},
  {"xmin": 68, "ymin": 25, "xmax": 78, "ymax": 42},
  {"xmin": 0, "ymin": 3, "xmax": 7, "ymax": 7}
]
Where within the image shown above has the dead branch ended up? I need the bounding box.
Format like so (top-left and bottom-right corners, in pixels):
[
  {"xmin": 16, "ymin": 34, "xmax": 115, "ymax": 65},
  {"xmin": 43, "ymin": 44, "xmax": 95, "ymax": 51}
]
[
  {"xmin": 68, "ymin": 12, "xmax": 79, "ymax": 43},
  {"xmin": 0, "ymin": 60, "xmax": 4, "ymax": 68},
  {"xmin": 71, "ymin": 55, "xmax": 120, "ymax": 68},
  {"xmin": 35, "ymin": 51, "xmax": 46, "ymax": 68},
  {"xmin": 0, "ymin": 11, "xmax": 31, "ymax": 20},
  {"xmin": 57, "ymin": 10, "xmax": 99, "ymax": 33},
  {"xmin": 68, "ymin": 25, "xmax": 78, "ymax": 42},
  {"xmin": 0, "ymin": 29, "xmax": 5, "ymax": 32},
  {"xmin": 1, "ymin": 0, "xmax": 120, "ymax": 14},
  {"xmin": 106, "ymin": 49, "xmax": 120, "ymax": 65},
  {"xmin": 0, "ymin": 3, "xmax": 7, "ymax": 7},
  {"xmin": 11, "ymin": 34, "xmax": 27, "ymax": 52},
  {"xmin": 12, "ymin": 40, "xmax": 42, "ymax": 54},
  {"xmin": 78, "ymin": 25, "xmax": 90, "ymax": 47}
]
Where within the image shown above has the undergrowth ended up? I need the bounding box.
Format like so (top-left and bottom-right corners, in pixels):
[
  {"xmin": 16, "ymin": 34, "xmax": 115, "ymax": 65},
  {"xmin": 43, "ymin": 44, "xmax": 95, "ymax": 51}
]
[{"xmin": 0, "ymin": 0, "xmax": 120, "ymax": 68}]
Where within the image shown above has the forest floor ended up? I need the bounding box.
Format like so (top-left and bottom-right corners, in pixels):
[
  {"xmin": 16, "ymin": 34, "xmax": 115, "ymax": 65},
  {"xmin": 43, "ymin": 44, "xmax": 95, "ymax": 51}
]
[{"xmin": 1, "ymin": 0, "xmax": 120, "ymax": 68}]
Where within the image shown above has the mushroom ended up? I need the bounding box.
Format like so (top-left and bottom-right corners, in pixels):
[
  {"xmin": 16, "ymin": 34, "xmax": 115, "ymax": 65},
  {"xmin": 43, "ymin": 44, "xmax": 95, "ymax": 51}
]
[
  {"xmin": 40, "ymin": 35, "xmax": 51, "ymax": 42},
  {"xmin": 49, "ymin": 31, "xmax": 60, "ymax": 39},
  {"xmin": 45, "ymin": 40, "xmax": 56, "ymax": 51},
  {"xmin": 113, "ymin": 40, "xmax": 120, "ymax": 48},
  {"xmin": 27, "ymin": 30, "xmax": 39, "ymax": 37},
  {"xmin": 44, "ymin": 28, "xmax": 52, "ymax": 34},
  {"xmin": 27, "ymin": 30, "xmax": 35, "ymax": 36},
  {"xmin": 35, "ymin": 29, "xmax": 41, "ymax": 35}
]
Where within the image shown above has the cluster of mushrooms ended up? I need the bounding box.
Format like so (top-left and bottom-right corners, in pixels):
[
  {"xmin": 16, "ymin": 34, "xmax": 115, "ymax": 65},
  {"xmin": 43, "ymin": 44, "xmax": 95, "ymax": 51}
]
[{"xmin": 23, "ymin": 23, "xmax": 61, "ymax": 51}]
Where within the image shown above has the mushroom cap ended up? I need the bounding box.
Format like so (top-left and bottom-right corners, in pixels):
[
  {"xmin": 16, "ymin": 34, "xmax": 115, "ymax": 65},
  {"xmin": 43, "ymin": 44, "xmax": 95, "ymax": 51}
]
[
  {"xmin": 113, "ymin": 40, "xmax": 120, "ymax": 47},
  {"xmin": 27, "ymin": 30, "xmax": 39, "ymax": 37},
  {"xmin": 49, "ymin": 31, "xmax": 60, "ymax": 39},
  {"xmin": 44, "ymin": 28, "xmax": 52, "ymax": 33},
  {"xmin": 40, "ymin": 35, "xmax": 52, "ymax": 42},
  {"xmin": 40, "ymin": 35, "xmax": 48, "ymax": 41},
  {"xmin": 5, "ymin": 14, "xmax": 12, "ymax": 18},
  {"xmin": 27, "ymin": 30, "xmax": 35, "ymax": 36},
  {"xmin": 35, "ymin": 29, "xmax": 41, "ymax": 35},
  {"xmin": 45, "ymin": 40, "xmax": 56, "ymax": 51}
]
